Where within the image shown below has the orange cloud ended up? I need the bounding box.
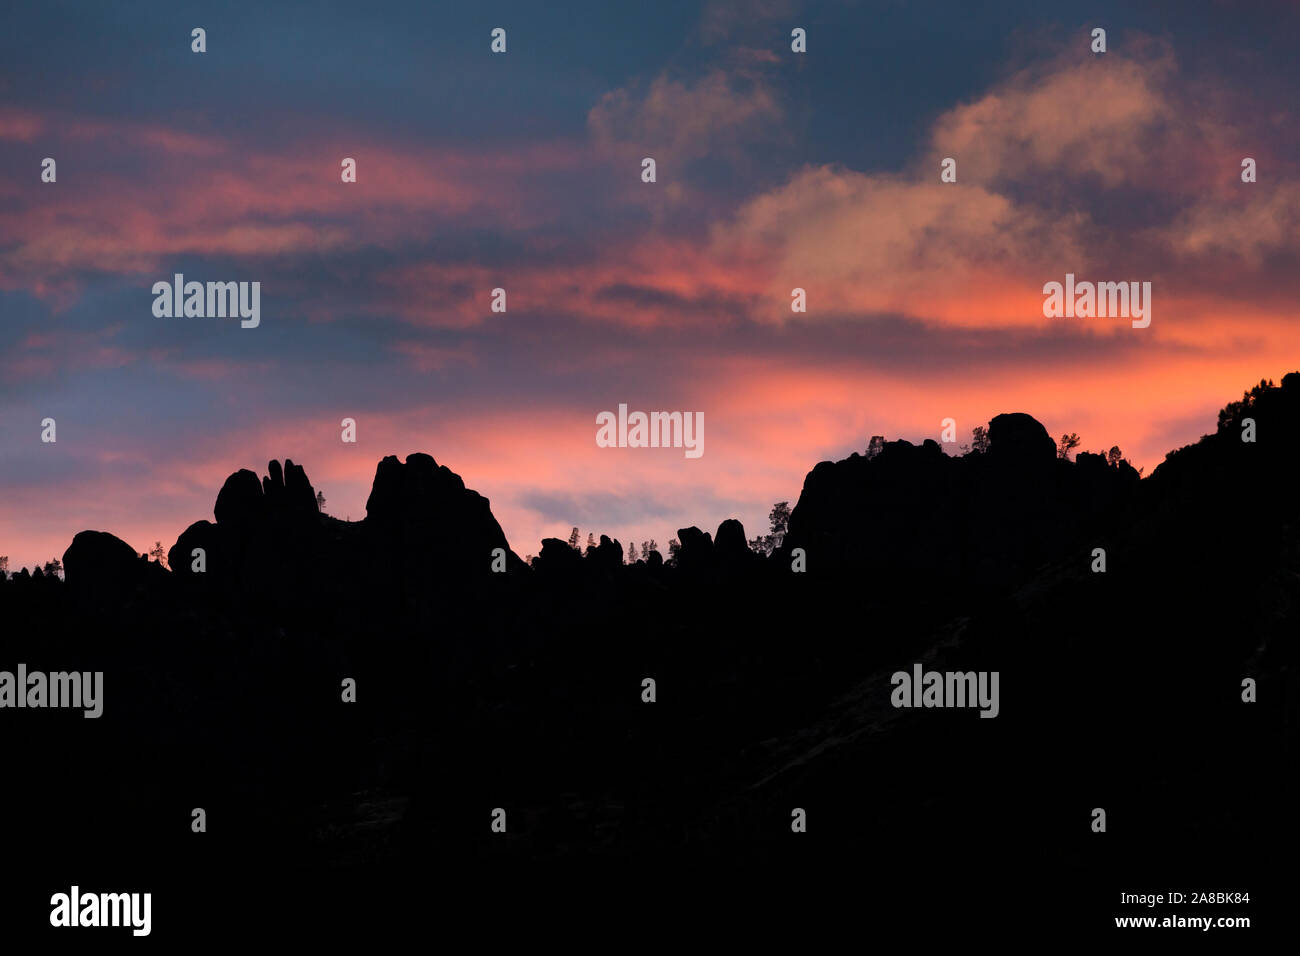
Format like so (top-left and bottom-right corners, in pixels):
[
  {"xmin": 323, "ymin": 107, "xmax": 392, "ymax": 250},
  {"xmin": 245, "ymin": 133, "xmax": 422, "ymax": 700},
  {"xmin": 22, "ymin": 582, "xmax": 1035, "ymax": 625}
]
[
  {"xmin": 710, "ymin": 167, "xmax": 1084, "ymax": 326},
  {"xmin": 925, "ymin": 47, "xmax": 1177, "ymax": 187}
]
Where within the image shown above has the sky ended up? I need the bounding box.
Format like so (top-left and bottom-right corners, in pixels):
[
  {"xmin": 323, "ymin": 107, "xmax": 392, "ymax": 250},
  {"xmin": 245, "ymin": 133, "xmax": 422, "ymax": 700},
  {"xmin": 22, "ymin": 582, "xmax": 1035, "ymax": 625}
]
[{"xmin": 2, "ymin": 0, "xmax": 1299, "ymax": 571}]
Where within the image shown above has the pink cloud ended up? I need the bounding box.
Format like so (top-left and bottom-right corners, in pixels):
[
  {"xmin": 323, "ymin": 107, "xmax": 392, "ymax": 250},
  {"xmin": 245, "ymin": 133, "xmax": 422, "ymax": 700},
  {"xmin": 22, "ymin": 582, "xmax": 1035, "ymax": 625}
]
[{"xmin": 0, "ymin": 126, "xmax": 587, "ymax": 303}]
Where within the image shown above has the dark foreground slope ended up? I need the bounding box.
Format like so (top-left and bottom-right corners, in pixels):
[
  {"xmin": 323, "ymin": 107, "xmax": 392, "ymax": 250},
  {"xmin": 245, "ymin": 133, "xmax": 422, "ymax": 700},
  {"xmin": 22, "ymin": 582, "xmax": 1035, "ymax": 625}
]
[{"xmin": 0, "ymin": 378, "xmax": 1295, "ymax": 941}]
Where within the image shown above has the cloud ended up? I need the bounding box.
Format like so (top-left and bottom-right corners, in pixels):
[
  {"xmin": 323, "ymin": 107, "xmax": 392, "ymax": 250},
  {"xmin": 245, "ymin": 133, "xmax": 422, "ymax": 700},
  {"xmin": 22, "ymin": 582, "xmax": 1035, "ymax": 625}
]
[
  {"xmin": 924, "ymin": 47, "xmax": 1178, "ymax": 188},
  {"xmin": 703, "ymin": 38, "xmax": 1299, "ymax": 331},
  {"xmin": 587, "ymin": 69, "xmax": 783, "ymax": 162},
  {"xmin": 1158, "ymin": 183, "xmax": 1300, "ymax": 266},
  {"xmin": 710, "ymin": 166, "xmax": 1084, "ymax": 326},
  {"xmin": 0, "ymin": 126, "xmax": 586, "ymax": 304}
]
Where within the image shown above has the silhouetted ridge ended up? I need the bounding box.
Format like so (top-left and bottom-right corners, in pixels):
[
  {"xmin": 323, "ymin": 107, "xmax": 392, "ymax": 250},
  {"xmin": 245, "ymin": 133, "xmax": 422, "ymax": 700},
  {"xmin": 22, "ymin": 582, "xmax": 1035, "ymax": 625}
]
[
  {"xmin": 159, "ymin": 454, "xmax": 526, "ymax": 605},
  {"xmin": 1150, "ymin": 369, "xmax": 1300, "ymax": 489},
  {"xmin": 44, "ymin": 375, "xmax": 1300, "ymax": 602},
  {"xmin": 782, "ymin": 414, "xmax": 1139, "ymax": 588}
]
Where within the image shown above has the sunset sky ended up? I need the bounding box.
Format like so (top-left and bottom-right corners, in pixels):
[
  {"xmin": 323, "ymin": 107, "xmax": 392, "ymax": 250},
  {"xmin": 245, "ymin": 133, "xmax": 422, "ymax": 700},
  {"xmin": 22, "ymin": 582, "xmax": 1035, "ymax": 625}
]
[{"xmin": 2, "ymin": 0, "xmax": 1299, "ymax": 571}]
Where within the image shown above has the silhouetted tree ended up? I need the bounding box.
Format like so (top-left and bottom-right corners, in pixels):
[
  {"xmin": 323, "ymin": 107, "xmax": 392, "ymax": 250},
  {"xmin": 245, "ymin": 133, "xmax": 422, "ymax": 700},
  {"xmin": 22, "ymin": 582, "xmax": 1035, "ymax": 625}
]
[
  {"xmin": 640, "ymin": 541, "xmax": 650, "ymax": 560},
  {"xmin": 568, "ymin": 527, "xmax": 581, "ymax": 551},
  {"xmin": 149, "ymin": 541, "xmax": 168, "ymax": 569},
  {"xmin": 316, "ymin": 490, "xmax": 326, "ymax": 513},
  {"xmin": 1057, "ymin": 433, "xmax": 1081, "ymax": 460},
  {"xmin": 587, "ymin": 533, "xmax": 596, "ymax": 551},
  {"xmin": 971, "ymin": 425, "xmax": 990, "ymax": 454},
  {"xmin": 749, "ymin": 502, "xmax": 793, "ymax": 555},
  {"xmin": 1217, "ymin": 378, "xmax": 1275, "ymax": 431},
  {"xmin": 667, "ymin": 538, "xmax": 680, "ymax": 565},
  {"xmin": 626, "ymin": 541, "xmax": 637, "ymax": 564},
  {"xmin": 866, "ymin": 435, "xmax": 886, "ymax": 459},
  {"xmin": 0, "ymin": 556, "xmax": 7, "ymax": 577},
  {"xmin": 769, "ymin": 502, "xmax": 791, "ymax": 544},
  {"xmin": 1106, "ymin": 446, "xmax": 1124, "ymax": 467},
  {"xmin": 42, "ymin": 558, "xmax": 62, "ymax": 579},
  {"xmin": 646, "ymin": 538, "xmax": 658, "ymax": 557}
]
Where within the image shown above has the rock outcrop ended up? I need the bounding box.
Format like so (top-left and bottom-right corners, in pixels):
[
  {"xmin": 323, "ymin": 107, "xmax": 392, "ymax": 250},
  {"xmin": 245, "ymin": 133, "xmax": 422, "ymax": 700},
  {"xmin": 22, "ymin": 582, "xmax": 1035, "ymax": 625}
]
[
  {"xmin": 62, "ymin": 530, "xmax": 151, "ymax": 590},
  {"xmin": 783, "ymin": 414, "xmax": 1140, "ymax": 587}
]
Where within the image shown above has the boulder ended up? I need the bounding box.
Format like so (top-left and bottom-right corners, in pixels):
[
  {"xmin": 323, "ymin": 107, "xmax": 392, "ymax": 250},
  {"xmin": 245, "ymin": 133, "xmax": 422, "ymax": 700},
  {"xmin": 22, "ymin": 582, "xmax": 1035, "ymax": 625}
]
[
  {"xmin": 214, "ymin": 469, "xmax": 265, "ymax": 526},
  {"xmin": 987, "ymin": 413, "xmax": 1056, "ymax": 464},
  {"xmin": 62, "ymin": 530, "xmax": 147, "ymax": 589}
]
